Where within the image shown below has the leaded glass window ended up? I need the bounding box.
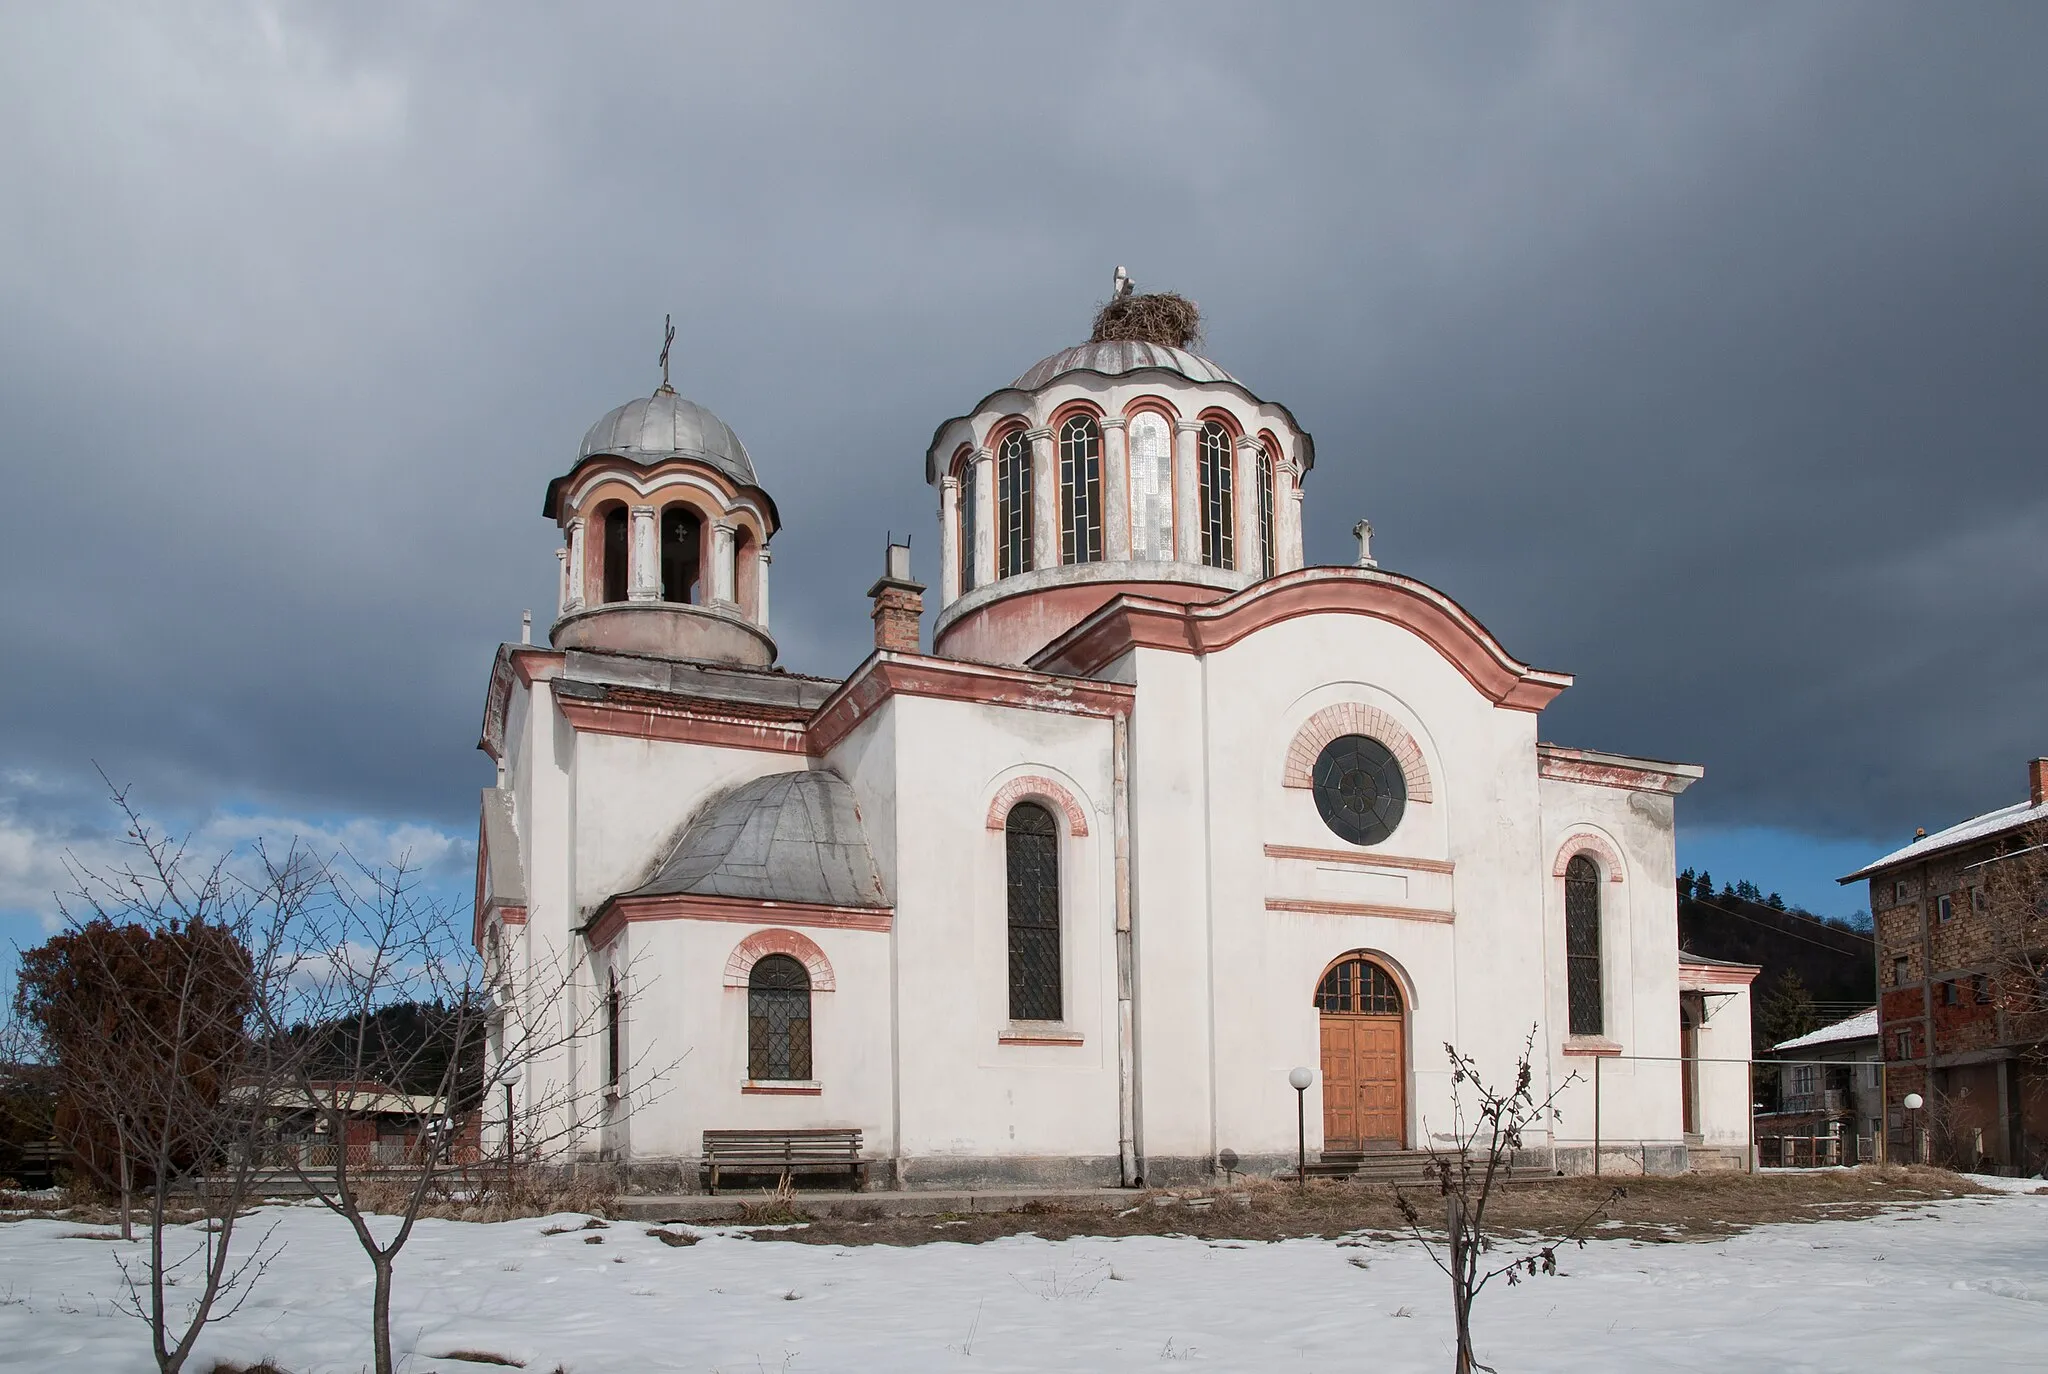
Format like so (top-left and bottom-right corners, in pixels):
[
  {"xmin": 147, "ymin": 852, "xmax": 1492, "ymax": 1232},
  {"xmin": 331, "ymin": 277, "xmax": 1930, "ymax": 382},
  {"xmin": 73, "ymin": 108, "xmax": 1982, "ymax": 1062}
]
[
  {"xmin": 1565, "ymin": 855, "xmax": 1603, "ymax": 1037},
  {"xmin": 1315, "ymin": 957, "xmax": 1403, "ymax": 1014},
  {"xmin": 959, "ymin": 457, "xmax": 978, "ymax": 593},
  {"xmin": 1256, "ymin": 444, "xmax": 1276, "ymax": 578},
  {"xmin": 1127, "ymin": 411, "xmax": 1173, "ymax": 560},
  {"xmin": 1197, "ymin": 420, "xmax": 1234, "ymax": 569},
  {"xmin": 1311, "ymin": 735, "xmax": 1407, "ymax": 846},
  {"xmin": 748, "ymin": 954, "xmax": 812, "ymax": 1080},
  {"xmin": 996, "ymin": 429, "xmax": 1032, "ymax": 578},
  {"xmin": 1006, "ymin": 802, "xmax": 1061, "ymax": 1021},
  {"xmin": 1058, "ymin": 416, "xmax": 1102, "ymax": 565}
]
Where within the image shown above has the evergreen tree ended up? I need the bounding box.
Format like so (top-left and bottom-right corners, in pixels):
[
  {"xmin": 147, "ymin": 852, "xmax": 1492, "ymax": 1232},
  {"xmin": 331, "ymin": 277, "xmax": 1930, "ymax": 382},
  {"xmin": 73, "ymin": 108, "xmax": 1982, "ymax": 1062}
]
[
  {"xmin": 1767, "ymin": 892, "xmax": 1786, "ymax": 911},
  {"xmin": 1696, "ymin": 870, "xmax": 1712, "ymax": 900},
  {"xmin": 1760, "ymin": 969, "xmax": 1821, "ymax": 1048}
]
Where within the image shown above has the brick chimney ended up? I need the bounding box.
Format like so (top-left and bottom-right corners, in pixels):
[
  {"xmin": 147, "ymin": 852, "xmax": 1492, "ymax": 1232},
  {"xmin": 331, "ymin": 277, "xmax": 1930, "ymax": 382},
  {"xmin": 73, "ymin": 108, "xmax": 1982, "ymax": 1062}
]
[
  {"xmin": 866, "ymin": 540, "xmax": 924, "ymax": 654},
  {"xmin": 2031, "ymin": 757, "xmax": 2048, "ymax": 807}
]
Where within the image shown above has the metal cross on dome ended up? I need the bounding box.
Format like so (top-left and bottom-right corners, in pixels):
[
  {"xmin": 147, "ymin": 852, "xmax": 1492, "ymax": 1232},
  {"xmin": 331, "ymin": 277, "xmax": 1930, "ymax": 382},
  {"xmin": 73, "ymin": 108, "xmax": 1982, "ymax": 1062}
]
[{"xmin": 658, "ymin": 313, "xmax": 676, "ymax": 390}]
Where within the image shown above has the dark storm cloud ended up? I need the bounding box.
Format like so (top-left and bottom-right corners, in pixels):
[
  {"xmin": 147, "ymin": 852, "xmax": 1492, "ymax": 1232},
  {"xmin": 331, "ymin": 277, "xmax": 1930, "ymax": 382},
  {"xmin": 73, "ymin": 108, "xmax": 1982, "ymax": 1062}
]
[{"xmin": 0, "ymin": 2, "xmax": 2042, "ymax": 850}]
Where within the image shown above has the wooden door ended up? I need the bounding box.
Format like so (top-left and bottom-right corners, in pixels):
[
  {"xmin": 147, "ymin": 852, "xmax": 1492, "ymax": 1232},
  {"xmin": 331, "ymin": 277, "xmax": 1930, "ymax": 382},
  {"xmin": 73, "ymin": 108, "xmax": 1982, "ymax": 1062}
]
[
  {"xmin": 1320, "ymin": 1013, "xmax": 1406, "ymax": 1150},
  {"xmin": 1680, "ymin": 1009, "xmax": 1700, "ymax": 1136}
]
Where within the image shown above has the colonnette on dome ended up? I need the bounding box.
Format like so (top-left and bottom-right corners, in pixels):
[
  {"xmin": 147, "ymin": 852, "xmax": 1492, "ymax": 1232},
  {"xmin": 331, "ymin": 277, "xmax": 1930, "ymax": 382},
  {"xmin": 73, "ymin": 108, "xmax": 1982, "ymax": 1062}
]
[{"xmin": 475, "ymin": 274, "xmax": 1746, "ymax": 1194}]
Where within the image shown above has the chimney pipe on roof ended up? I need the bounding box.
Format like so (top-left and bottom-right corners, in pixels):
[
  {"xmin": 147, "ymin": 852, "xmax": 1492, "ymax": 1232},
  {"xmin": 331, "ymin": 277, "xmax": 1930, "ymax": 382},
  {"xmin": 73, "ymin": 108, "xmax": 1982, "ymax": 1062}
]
[
  {"xmin": 867, "ymin": 539, "xmax": 925, "ymax": 654},
  {"xmin": 2030, "ymin": 757, "xmax": 2047, "ymax": 808}
]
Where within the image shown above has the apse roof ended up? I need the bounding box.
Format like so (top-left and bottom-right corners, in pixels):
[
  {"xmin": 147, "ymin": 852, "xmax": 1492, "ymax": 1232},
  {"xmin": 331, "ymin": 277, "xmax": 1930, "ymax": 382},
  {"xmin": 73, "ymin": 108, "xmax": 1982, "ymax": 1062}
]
[{"xmin": 625, "ymin": 770, "xmax": 889, "ymax": 909}]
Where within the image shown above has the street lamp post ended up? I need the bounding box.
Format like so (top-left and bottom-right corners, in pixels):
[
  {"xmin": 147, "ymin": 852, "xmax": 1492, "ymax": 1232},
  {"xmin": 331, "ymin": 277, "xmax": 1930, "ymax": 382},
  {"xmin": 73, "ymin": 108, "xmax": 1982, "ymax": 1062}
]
[
  {"xmin": 1288, "ymin": 1066, "xmax": 1314, "ymax": 1189},
  {"xmin": 1903, "ymin": 1092, "xmax": 1924, "ymax": 1165},
  {"xmin": 499, "ymin": 1064, "xmax": 523, "ymax": 1177}
]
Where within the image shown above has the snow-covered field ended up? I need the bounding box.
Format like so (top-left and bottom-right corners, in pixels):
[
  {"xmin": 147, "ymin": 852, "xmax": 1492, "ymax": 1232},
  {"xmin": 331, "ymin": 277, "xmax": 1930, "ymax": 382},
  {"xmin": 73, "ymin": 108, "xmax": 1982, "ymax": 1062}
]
[{"xmin": 2, "ymin": 1189, "xmax": 2044, "ymax": 1372}]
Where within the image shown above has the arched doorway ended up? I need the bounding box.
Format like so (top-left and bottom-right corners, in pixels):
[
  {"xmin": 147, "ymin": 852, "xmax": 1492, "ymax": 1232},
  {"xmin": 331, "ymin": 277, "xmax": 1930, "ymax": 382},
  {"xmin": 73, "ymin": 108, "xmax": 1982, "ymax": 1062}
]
[{"xmin": 1316, "ymin": 955, "xmax": 1407, "ymax": 1151}]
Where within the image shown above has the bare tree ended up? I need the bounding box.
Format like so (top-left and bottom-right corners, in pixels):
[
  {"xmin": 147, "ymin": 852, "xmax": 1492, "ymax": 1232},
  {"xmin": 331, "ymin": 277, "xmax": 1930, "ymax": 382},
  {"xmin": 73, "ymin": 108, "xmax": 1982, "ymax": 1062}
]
[
  {"xmin": 255, "ymin": 853, "xmax": 672, "ymax": 1374},
  {"xmin": 1395, "ymin": 1028, "xmax": 1618, "ymax": 1374},
  {"xmin": 1982, "ymin": 818, "xmax": 2048, "ymax": 1160},
  {"xmin": 14, "ymin": 784, "xmax": 316, "ymax": 1374}
]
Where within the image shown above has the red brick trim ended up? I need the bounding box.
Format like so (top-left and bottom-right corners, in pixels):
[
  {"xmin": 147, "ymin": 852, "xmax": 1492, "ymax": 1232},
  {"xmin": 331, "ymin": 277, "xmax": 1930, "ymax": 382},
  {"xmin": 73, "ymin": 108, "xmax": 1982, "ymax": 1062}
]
[
  {"xmin": 586, "ymin": 893, "xmax": 891, "ymax": 950},
  {"xmin": 1537, "ymin": 744, "xmax": 1701, "ymax": 795},
  {"xmin": 986, "ymin": 775, "xmax": 1090, "ymax": 836},
  {"xmin": 1264, "ymin": 897, "xmax": 1455, "ymax": 924},
  {"xmin": 810, "ymin": 652, "xmax": 1133, "ymax": 755},
  {"xmin": 1281, "ymin": 703, "xmax": 1434, "ymax": 801},
  {"xmin": 1679, "ymin": 958, "xmax": 1761, "ymax": 989},
  {"xmin": 558, "ymin": 695, "xmax": 809, "ymax": 755},
  {"xmin": 722, "ymin": 928, "xmax": 836, "ymax": 991},
  {"xmin": 1030, "ymin": 568, "xmax": 1572, "ymax": 713},
  {"xmin": 741, "ymin": 1082, "xmax": 822, "ymax": 1096},
  {"xmin": 1263, "ymin": 844, "xmax": 1454, "ymax": 875},
  {"xmin": 1562, "ymin": 1040, "xmax": 1622, "ymax": 1057},
  {"xmin": 1553, "ymin": 831, "xmax": 1626, "ymax": 882}
]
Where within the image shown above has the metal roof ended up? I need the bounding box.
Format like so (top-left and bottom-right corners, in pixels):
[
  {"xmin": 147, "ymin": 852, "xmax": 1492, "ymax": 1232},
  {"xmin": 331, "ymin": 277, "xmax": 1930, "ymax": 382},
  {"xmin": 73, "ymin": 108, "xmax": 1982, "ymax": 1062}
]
[
  {"xmin": 627, "ymin": 770, "xmax": 889, "ymax": 908},
  {"xmin": 1012, "ymin": 339, "xmax": 1240, "ymax": 390},
  {"xmin": 578, "ymin": 386, "xmax": 757, "ymax": 487}
]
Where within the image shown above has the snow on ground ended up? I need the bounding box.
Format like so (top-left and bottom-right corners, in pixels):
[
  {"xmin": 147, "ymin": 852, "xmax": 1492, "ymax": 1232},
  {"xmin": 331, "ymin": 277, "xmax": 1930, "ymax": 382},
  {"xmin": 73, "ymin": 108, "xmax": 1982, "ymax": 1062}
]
[{"xmin": 2, "ymin": 1192, "xmax": 2045, "ymax": 1373}]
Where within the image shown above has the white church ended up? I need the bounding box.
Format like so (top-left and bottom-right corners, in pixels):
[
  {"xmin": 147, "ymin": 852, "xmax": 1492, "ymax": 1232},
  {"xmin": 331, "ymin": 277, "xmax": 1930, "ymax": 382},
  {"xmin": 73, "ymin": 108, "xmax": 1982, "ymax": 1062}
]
[{"xmin": 475, "ymin": 283, "xmax": 1756, "ymax": 1188}]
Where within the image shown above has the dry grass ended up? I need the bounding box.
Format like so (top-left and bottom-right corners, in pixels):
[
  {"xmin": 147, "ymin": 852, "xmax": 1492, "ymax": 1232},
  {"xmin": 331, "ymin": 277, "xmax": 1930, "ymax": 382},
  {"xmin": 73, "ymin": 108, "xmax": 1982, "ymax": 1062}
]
[
  {"xmin": 1090, "ymin": 292, "xmax": 1201, "ymax": 349},
  {"xmin": 349, "ymin": 1170, "xmax": 619, "ymax": 1224},
  {"xmin": 751, "ymin": 1165, "xmax": 1986, "ymax": 1248},
  {"xmin": 433, "ymin": 1353, "xmax": 525, "ymax": 1368},
  {"xmin": 207, "ymin": 1361, "xmax": 292, "ymax": 1374}
]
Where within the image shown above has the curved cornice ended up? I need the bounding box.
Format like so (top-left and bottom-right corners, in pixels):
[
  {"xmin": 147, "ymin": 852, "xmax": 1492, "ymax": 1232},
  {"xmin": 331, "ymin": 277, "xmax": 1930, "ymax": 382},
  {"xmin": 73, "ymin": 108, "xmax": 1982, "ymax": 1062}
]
[
  {"xmin": 1028, "ymin": 567, "xmax": 1574, "ymax": 713},
  {"xmin": 543, "ymin": 453, "xmax": 781, "ymax": 534}
]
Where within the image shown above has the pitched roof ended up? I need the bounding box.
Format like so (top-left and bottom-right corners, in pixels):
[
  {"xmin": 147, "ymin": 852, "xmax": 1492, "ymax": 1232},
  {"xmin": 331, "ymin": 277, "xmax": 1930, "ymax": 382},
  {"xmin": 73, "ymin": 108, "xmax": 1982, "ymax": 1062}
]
[
  {"xmin": 1839, "ymin": 798, "xmax": 2048, "ymax": 883},
  {"xmin": 626, "ymin": 769, "xmax": 889, "ymax": 908},
  {"xmin": 1773, "ymin": 1007, "xmax": 1879, "ymax": 1053}
]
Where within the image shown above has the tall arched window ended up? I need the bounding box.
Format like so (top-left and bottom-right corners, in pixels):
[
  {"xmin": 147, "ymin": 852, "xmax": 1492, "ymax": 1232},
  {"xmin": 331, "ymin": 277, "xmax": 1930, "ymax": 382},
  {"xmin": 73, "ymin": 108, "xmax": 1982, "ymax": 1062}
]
[
  {"xmin": 1256, "ymin": 443, "xmax": 1276, "ymax": 578},
  {"xmin": 1058, "ymin": 416, "xmax": 1102, "ymax": 565},
  {"xmin": 1565, "ymin": 855, "xmax": 1603, "ymax": 1036},
  {"xmin": 1127, "ymin": 411, "xmax": 1173, "ymax": 561},
  {"xmin": 601, "ymin": 505, "xmax": 630, "ymax": 603},
  {"xmin": 959, "ymin": 456, "xmax": 978, "ymax": 593},
  {"xmin": 996, "ymin": 429, "xmax": 1032, "ymax": 578},
  {"xmin": 605, "ymin": 967, "xmax": 622, "ymax": 1088},
  {"xmin": 748, "ymin": 954, "xmax": 812, "ymax": 1080},
  {"xmin": 1005, "ymin": 802, "xmax": 1061, "ymax": 1021},
  {"xmin": 1197, "ymin": 420, "xmax": 1235, "ymax": 569},
  {"xmin": 660, "ymin": 506, "xmax": 701, "ymax": 603}
]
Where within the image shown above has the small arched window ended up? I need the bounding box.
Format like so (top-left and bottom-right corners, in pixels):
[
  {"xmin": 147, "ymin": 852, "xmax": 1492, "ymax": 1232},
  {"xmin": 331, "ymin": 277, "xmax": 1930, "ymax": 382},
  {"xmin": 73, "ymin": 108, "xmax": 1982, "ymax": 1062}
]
[
  {"xmin": 959, "ymin": 456, "xmax": 978, "ymax": 593},
  {"xmin": 1058, "ymin": 416, "xmax": 1102, "ymax": 565},
  {"xmin": 996, "ymin": 429, "xmax": 1033, "ymax": 578},
  {"xmin": 1127, "ymin": 411, "xmax": 1174, "ymax": 561},
  {"xmin": 601, "ymin": 505, "xmax": 630, "ymax": 603},
  {"xmin": 748, "ymin": 954, "xmax": 812, "ymax": 1081},
  {"xmin": 605, "ymin": 967, "xmax": 622, "ymax": 1088},
  {"xmin": 1005, "ymin": 802, "xmax": 1061, "ymax": 1021},
  {"xmin": 1316, "ymin": 957, "xmax": 1403, "ymax": 1014},
  {"xmin": 1256, "ymin": 443, "xmax": 1276, "ymax": 579},
  {"xmin": 660, "ymin": 506, "xmax": 701, "ymax": 603},
  {"xmin": 1197, "ymin": 420, "xmax": 1235, "ymax": 569},
  {"xmin": 1565, "ymin": 855, "xmax": 1603, "ymax": 1036}
]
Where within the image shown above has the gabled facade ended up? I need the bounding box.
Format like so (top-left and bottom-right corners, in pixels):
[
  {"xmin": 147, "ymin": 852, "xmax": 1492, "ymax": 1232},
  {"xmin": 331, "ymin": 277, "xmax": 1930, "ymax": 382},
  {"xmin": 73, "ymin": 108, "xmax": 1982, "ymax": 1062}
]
[{"xmin": 475, "ymin": 295, "xmax": 1748, "ymax": 1187}]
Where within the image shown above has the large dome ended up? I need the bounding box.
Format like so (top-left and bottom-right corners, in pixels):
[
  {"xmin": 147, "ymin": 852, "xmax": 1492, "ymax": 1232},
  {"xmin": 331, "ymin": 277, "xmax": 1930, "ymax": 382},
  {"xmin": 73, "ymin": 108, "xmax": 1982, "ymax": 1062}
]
[
  {"xmin": 1012, "ymin": 339, "xmax": 1239, "ymax": 391},
  {"xmin": 578, "ymin": 386, "xmax": 758, "ymax": 488}
]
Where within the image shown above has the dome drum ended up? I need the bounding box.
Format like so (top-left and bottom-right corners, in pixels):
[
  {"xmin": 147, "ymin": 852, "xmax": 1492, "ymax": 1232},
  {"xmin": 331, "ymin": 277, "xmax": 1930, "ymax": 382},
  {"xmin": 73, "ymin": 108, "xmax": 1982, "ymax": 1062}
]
[{"xmin": 550, "ymin": 600, "xmax": 777, "ymax": 668}]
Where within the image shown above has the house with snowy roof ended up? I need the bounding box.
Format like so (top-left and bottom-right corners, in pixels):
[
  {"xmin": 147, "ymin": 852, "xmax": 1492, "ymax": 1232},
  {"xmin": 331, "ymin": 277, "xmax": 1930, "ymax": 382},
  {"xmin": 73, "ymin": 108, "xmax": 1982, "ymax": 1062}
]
[
  {"xmin": 472, "ymin": 279, "xmax": 1757, "ymax": 1190},
  {"xmin": 1757, "ymin": 1009, "xmax": 1882, "ymax": 1166}
]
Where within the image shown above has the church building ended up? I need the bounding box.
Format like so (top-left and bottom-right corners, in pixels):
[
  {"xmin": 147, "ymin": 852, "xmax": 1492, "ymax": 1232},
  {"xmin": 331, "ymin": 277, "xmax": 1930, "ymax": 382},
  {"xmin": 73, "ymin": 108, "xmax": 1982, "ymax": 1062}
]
[{"xmin": 475, "ymin": 283, "xmax": 1755, "ymax": 1187}]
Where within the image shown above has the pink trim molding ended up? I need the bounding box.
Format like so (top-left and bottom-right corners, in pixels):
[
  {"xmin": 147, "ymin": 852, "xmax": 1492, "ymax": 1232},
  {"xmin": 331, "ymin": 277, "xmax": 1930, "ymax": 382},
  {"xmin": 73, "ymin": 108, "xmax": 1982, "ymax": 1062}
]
[
  {"xmin": 585, "ymin": 892, "xmax": 891, "ymax": 950},
  {"xmin": 1265, "ymin": 897, "xmax": 1455, "ymax": 924},
  {"xmin": 723, "ymin": 927, "xmax": 836, "ymax": 992},
  {"xmin": 985, "ymin": 775, "xmax": 1090, "ymax": 836},
  {"xmin": 1263, "ymin": 844, "xmax": 1454, "ymax": 875},
  {"xmin": 1553, "ymin": 831, "xmax": 1626, "ymax": 882},
  {"xmin": 1282, "ymin": 703, "xmax": 1433, "ymax": 802}
]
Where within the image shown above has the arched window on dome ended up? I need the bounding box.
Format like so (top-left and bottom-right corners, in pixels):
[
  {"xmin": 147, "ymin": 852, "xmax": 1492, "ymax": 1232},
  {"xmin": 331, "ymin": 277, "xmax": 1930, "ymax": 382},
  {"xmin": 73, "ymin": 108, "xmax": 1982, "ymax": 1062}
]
[
  {"xmin": 1198, "ymin": 420, "xmax": 1235, "ymax": 570},
  {"xmin": 601, "ymin": 505, "xmax": 630, "ymax": 604},
  {"xmin": 1058, "ymin": 416, "xmax": 1102, "ymax": 565},
  {"xmin": 748, "ymin": 954, "xmax": 812, "ymax": 1081},
  {"xmin": 1005, "ymin": 802, "xmax": 1061, "ymax": 1021},
  {"xmin": 996, "ymin": 429, "xmax": 1033, "ymax": 578},
  {"xmin": 1565, "ymin": 854, "xmax": 1604, "ymax": 1037},
  {"xmin": 959, "ymin": 456, "xmax": 979, "ymax": 593},
  {"xmin": 1127, "ymin": 411, "xmax": 1174, "ymax": 561},
  {"xmin": 1256, "ymin": 442, "xmax": 1276, "ymax": 579},
  {"xmin": 660, "ymin": 506, "xmax": 701, "ymax": 603}
]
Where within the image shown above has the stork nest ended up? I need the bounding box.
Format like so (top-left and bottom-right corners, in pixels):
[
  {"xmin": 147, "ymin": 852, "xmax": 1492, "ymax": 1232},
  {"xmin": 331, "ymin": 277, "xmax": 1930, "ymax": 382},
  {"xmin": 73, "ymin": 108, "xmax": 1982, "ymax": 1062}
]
[{"xmin": 1089, "ymin": 291, "xmax": 1202, "ymax": 350}]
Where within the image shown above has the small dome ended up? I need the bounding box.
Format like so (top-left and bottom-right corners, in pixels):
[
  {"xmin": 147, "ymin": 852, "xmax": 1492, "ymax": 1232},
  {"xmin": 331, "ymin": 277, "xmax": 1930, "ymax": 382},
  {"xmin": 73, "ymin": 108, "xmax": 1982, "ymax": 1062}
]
[
  {"xmin": 625, "ymin": 770, "xmax": 888, "ymax": 908},
  {"xmin": 578, "ymin": 386, "xmax": 758, "ymax": 488},
  {"xmin": 1012, "ymin": 339, "xmax": 1239, "ymax": 392}
]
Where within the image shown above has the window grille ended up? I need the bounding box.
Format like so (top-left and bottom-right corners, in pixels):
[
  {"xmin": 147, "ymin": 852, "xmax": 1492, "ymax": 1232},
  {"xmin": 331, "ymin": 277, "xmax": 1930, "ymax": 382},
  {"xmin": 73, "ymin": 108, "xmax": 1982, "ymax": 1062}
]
[
  {"xmin": 996, "ymin": 430, "xmax": 1032, "ymax": 578},
  {"xmin": 1315, "ymin": 957, "xmax": 1403, "ymax": 1014},
  {"xmin": 747, "ymin": 955, "xmax": 812, "ymax": 1081},
  {"xmin": 1256, "ymin": 443, "xmax": 1275, "ymax": 578},
  {"xmin": 1058, "ymin": 417, "xmax": 1102, "ymax": 565},
  {"xmin": 1127, "ymin": 412, "xmax": 1174, "ymax": 560},
  {"xmin": 1565, "ymin": 855, "xmax": 1603, "ymax": 1036},
  {"xmin": 1197, "ymin": 420, "xmax": 1234, "ymax": 569},
  {"xmin": 1006, "ymin": 803, "xmax": 1062, "ymax": 1021},
  {"xmin": 959, "ymin": 458, "xmax": 978, "ymax": 592}
]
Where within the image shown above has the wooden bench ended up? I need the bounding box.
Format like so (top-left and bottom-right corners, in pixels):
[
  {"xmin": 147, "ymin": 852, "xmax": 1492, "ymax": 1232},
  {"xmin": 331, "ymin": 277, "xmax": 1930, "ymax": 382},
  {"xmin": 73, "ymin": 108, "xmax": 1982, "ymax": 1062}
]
[{"xmin": 701, "ymin": 1128, "xmax": 865, "ymax": 1194}]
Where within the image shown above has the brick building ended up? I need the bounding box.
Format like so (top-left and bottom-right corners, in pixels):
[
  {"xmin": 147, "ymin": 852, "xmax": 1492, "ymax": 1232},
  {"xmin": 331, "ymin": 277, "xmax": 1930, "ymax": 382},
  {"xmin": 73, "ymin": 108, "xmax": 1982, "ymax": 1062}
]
[{"xmin": 1840, "ymin": 758, "xmax": 2048, "ymax": 1173}]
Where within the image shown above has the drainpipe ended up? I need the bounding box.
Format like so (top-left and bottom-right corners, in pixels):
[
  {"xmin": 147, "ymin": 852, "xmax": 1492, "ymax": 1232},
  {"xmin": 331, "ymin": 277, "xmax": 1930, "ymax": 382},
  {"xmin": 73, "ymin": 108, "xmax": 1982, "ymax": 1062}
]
[{"xmin": 1113, "ymin": 712, "xmax": 1138, "ymax": 1186}]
